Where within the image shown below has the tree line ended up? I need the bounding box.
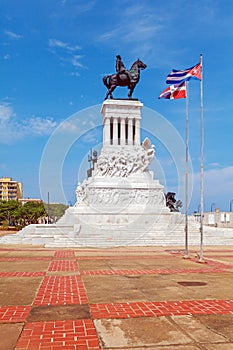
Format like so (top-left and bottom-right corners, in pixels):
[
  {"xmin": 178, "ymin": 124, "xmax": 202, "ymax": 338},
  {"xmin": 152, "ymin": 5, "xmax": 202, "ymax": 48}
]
[{"xmin": 0, "ymin": 200, "xmax": 68, "ymax": 229}]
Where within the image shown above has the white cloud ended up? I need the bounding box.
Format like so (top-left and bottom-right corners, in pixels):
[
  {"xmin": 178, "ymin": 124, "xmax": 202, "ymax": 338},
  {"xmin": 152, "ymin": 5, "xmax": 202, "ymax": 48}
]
[
  {"xmin": 71, "ymin": 55, "xmax": 83, "ymax": 68},
  {"xmin": 70, "ymin": 72, "xmax": 80, "ymax": 77},
  {"xmin": 4, "ymin": 30, "xmax": 23, "ymax": 40},
  {"xmin": 48, "ymin": 38, "xmax": 83, "ymax": 74},
  {"xmin": 0, "ymin": 103, "xmax": 15, "ymax": 122},
  {"xmin": 0, "ymin": 102, "xmax": 57, "ymax": 144},
  {"xmin": 97, "ymin": 3, "xmax": 162, "ymax": 57},
  {"xmin": 48, "ymin": 39, "xmax": 81, "ymax": 52},
  {"xmin": 59, "ymin": 120, "xmax": 81, "ymax": 134},
  {"xmin": 24, "ymin": 116, "xmax": 57, "ymax": 136},
  {"xmin": 207, "ymin": 162, "xmax": 222, "ymax": 169},
  {"xmin": 203, "ymin": 166, "xmax": 233, "ymax": 197},
  {"xmin": 58, "ymin": 0, "xmax": 96, "ymax": 15},
  {"xmin": 58, "ymin": 118, "xmax": 97, "ymax": 135},
  {"xmin": 191, "ymin": 165, "xmax": 233, "ymax": 211},
  {"xmin": 3, "ymin": 54, "xmax": 10, "ymax": 60},
  {"xmin": 81, "ymin": 128, "xmax": 101, "ymax": 144}
]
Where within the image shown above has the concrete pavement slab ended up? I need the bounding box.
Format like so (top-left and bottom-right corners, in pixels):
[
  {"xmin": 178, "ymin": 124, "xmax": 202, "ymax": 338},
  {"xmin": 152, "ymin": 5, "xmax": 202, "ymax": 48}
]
[
  {"xmin": 0, "ymin": 277, "xmax": 43, "ymax": 306},
  {"xmin": 194, "ymin": 314, "xmax": 233, "ymax": 341},
  {"xmin": 78, "ymin": 255, "xmax": 211, "ymax": 271},
  {"xmin": 0, "ymin": 260, "xmax": 49, "ymax": 272},
  {"xmin": 94, "ymin": 317, "xmax": 194, "ymax": 348},
  {"xmin": 204, "ymin": 344, "xmax": 233, "ymax": 350},
  {"xmin": 0, "ymin": 323, "xmax": 24, "ymax": 350},
  {"xmin": 171, "ymin": 315, "xmax": 227, "ymax": 343},
  {"xmin": 83, "ymin": 272, "xmax": 233, "ymax": 304}
]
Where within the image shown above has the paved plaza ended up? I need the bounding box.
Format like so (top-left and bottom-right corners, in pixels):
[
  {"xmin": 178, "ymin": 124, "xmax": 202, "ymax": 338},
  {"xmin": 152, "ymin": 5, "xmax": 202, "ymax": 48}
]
[{"xmin": 1, "ymin": 244, "xmax": 233, "ymax": 349}]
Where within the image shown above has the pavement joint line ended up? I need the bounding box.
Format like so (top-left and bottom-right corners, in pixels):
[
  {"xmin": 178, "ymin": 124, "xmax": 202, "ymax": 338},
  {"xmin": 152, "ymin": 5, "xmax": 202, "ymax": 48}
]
[{"xmin": 76, "ymin": 255, "xmax": 174, "ymax": 260}]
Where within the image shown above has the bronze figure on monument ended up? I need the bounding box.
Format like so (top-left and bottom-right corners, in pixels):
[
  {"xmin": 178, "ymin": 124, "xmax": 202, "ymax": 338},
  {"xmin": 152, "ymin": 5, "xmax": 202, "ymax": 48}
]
[{"xmin": 103, "ymin": 55, "xmax": 146, "ymax": 100}]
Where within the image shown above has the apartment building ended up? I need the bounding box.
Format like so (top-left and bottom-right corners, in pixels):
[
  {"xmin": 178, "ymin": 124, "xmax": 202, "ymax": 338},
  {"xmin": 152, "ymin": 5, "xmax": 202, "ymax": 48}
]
[{"xmin": 0, "ymin": 177, "xmax": 23, "ymax": 201}]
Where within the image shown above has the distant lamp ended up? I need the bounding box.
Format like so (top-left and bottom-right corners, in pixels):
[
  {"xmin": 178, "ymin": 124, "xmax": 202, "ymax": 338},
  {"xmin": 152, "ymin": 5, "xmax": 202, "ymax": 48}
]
[
  {"xmin": 210, "ymin": 203, "xmax": 215, "ymax": 212},
  {"xmin": 230, "ymin": 199, "xmax": 233, "ymax": 212}
]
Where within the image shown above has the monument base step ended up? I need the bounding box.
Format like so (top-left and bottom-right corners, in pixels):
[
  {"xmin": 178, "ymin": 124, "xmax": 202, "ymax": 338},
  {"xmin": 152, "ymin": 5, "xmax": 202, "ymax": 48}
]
[{"xmin": 0, "ymin": 215, "xmax": 232, "ymax": 247}]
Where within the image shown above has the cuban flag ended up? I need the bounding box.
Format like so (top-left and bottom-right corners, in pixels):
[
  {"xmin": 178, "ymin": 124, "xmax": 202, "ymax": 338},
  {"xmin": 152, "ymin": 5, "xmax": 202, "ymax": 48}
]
[
  {"xmin": 166, "ymin": 63, "xmax": 202, "ymax": 84},
  {"xmin": 159, "ymin": 82, "xmax": 186, "ymax": 99}
]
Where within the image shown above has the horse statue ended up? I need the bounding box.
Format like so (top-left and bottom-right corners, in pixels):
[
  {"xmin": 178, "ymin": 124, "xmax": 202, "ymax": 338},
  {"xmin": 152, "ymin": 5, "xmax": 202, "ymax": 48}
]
[{"xmin": 103, "ymin": 58, "xmax": 147, "ymax": 100}]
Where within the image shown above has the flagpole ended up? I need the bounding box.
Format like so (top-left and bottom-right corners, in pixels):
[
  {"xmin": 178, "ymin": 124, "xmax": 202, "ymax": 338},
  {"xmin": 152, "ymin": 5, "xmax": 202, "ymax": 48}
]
[
  {"xmin": 184, "ymin": 81, "xmax": 189, "ymax": 258},
  {"xmin": 199, "ymin": 53, "xmax": 204, "ymax": 262}
]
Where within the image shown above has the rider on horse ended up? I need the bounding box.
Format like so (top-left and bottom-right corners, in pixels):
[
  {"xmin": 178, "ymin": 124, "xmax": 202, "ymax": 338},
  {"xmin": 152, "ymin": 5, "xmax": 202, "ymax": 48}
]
[
  {"xmin": 103, "ymin": 56, "xmax": 146, "ymax": 99},
  {"xmin": 116, "ymin": 55, "xmax": 131, "ymax": 83}
]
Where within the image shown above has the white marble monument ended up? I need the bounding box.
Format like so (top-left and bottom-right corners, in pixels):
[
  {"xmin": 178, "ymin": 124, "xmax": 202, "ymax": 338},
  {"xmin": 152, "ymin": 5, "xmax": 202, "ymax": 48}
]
[
  {"xmin": 67, "ymin": 99, "xmax": 170, "ymax": 227},
  {"xmin": 4, "ymin": 99, "xmax": 229, "ymax": 247}
]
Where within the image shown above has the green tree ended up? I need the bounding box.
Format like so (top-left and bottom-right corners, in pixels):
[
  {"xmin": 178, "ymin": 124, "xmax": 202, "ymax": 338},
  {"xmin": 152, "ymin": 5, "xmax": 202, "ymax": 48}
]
[
  {"xmin": 44, "ymin": 203, "xmax": 68, "ymax": 222},
  {"xmin": 0, "ymin": 200, "xmax": 68, "ymax": 228},
  {"xmin": 19, "ymin": 201, "xmax": 47, "ymax": 225},
  {"xmin": 0, "ymin": 200, "xmax": 21, "ymax": 225}
]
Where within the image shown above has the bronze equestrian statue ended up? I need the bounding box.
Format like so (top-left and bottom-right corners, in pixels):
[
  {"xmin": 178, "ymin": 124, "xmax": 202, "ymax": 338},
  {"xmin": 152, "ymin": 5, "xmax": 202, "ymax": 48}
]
[{"xmin": 103, "ymin": 55, "xmax": 146, "ymax": 100}]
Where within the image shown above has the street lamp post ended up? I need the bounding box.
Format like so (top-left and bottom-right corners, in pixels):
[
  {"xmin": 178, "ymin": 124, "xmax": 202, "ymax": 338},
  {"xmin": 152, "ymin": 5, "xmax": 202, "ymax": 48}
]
[
  {"xmin": 230, "ymin": 199, "xmax": 233, "ymax": 212},
  {"xmin": 47, "ymin": 192, "xmax": 50, "ymax": 225},
  {"xmin": 211, "ymin": 203, "xmax": 215, "ymax": 212}
]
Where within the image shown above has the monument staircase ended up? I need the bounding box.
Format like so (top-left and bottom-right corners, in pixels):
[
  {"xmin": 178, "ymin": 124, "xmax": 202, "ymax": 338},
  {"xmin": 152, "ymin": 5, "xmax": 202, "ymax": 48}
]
[{"xmin": 0, "ymin": 214, "xmax": 233, "ymax": 247}]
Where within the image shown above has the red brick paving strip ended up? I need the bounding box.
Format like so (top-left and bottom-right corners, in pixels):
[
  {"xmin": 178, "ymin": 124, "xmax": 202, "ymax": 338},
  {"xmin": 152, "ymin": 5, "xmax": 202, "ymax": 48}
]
[
  {"xmin": 1, "ymin": 299, "xmax": 233, "ymax": 324},
  {"xmin": 54, "ymin": 250, "xmax": 75, "ymax": 258},
  {"xmin": 0, "ymin": 257, "xmax": 51, "ymax": 261},
  {"xmin": 81, "ymin": 267, "xmax": 226, "ymax": 276},
  {"xmin": 15, "ymin": 319, "xmax": 100, "ymax": 350},
  {"xmin": 0, "ymin": 306, "xmax": 31, "ymax": 323},
  {"xmin": 33, "ymin": 275, "xmax": 88, "ymax": 306},
  {"xmin": 90, "ymin": 299, "xmax": 233, "ymax": 319},
  {"xmin": 0, "ymin": 271, "xmax": 46, "ymax": 277},
  {"xmin": 48, "ymin": 260, "xmax": 78, "ymax": 272}
]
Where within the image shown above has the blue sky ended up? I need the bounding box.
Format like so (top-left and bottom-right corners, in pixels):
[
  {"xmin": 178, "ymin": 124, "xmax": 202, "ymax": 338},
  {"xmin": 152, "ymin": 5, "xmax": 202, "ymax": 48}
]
[{"xmin": 0, "ymin": 0, "xmax": 233, "ymax": 213}]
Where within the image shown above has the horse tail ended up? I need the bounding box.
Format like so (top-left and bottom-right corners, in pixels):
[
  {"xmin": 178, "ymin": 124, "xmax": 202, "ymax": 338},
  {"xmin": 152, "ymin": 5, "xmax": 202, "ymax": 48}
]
[{"xmin": 103, "ymin": 75, "xmax": 111, "ymax": 89}]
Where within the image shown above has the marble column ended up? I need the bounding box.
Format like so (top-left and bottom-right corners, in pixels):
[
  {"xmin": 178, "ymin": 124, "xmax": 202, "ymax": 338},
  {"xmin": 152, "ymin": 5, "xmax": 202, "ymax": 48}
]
[
  {"xmin": 134, "ymin": 118, "xmax": 140, "ymax": 145},
  {"xmin": 128, "ymin": 118, "xmax": 133, "ymax": 145},
  {"xmin": 103, "ymin": 116, "xmax": 110, "ymax": 146},
  {"xmin": 113, "ymin": 117, "xmax": 118, "ymax": 145},
  {"xmin": 120, "ymin": 118, "xmax": 126, "ymax": 145}
]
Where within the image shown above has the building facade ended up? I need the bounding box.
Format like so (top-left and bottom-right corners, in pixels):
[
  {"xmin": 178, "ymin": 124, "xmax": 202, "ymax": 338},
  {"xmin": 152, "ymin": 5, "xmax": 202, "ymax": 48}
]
[
  {"xmin": 0, "ymin": 177, "xmax": 23, "ymax": 201},
  {"xmin": 194, "ymin": 210, "xmax": 233, "ymax": 228}
]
